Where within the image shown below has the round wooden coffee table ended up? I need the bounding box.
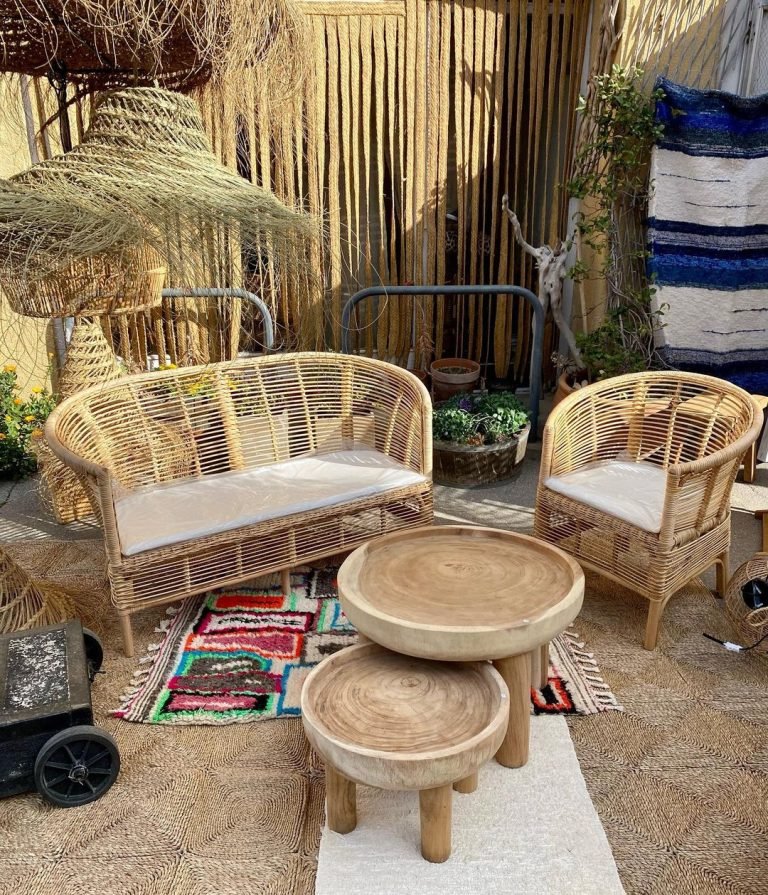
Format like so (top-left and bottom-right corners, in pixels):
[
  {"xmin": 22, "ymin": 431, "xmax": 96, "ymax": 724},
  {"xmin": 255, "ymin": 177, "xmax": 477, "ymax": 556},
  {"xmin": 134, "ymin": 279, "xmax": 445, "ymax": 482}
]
[{"xmin": 337, "ymin": 525, "xmax": 584, "ymax": 768}]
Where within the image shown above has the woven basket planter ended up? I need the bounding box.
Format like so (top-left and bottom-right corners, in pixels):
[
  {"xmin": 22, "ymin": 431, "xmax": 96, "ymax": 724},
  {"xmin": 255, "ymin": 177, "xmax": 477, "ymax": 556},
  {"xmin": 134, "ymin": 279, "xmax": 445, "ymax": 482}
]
[
  {"xmin": 724, "ymin": 553, "xmax": 768, "ymax": 652},
  {"xmin": 433, "ymin": 424, "xmax": 530, "ymax": 486}
]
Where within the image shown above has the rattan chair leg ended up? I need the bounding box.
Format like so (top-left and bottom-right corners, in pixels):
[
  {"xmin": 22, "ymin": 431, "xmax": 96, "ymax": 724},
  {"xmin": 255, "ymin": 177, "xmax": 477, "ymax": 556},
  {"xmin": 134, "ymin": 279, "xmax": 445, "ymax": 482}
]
[
  {"xmin": 644, "ymin": 600, "xmax": 666, "ymax": 651},
  {"xmin": 743, "ymin": 443, "xmax": 757, "ymax": 483},
  {"xmin": 281, "ymin": 568, "xmax": 291, "ymax": 596},
  {"xmin": 758, "ymin": 510, "xmax": 768, "ymax": 552},
  {"xmin": 120, "ymin": 613, "xmax": 135, "ymax": 658},
  {"xmin": 715, "ymin": 551, "xmax": 730, "ymax": 597}
]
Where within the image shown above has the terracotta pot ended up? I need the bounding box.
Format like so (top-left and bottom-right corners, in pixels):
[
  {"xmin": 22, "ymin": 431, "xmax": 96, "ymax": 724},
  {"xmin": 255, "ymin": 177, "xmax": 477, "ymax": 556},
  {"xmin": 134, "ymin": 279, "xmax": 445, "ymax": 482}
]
[
  {"xmin": 430, "ymin": 357, "xmax": 480, "ymax": 402},
  {"xmin": 551, "ymin": 372, "xmax": 575, "ymax": 410}
]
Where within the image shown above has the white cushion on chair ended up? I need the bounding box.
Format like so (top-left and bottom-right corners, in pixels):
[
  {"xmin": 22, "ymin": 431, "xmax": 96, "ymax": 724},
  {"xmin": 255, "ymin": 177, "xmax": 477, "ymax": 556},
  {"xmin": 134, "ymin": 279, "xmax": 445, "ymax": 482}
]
[
  {"xmin": 115, "ymin": 449, "xmax": 426, "ymax": 557},
  {"xmin": 544, "ymin": 459, "xmax": 667, "ymax": 534}
]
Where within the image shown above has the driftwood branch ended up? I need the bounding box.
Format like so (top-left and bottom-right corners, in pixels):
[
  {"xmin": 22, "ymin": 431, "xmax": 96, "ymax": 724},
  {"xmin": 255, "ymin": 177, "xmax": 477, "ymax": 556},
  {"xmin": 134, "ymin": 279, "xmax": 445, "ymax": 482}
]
[{"xmin": 502, "ymin": 194, "xmax": 582, "ymax": 366}]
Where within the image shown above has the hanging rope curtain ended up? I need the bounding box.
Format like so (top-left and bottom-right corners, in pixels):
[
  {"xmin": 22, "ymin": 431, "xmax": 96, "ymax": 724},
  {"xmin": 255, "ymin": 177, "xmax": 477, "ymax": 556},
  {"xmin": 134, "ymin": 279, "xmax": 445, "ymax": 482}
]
[{"xmin": 218, "ymin": 0, "xmax": 591, "ymax": 379}]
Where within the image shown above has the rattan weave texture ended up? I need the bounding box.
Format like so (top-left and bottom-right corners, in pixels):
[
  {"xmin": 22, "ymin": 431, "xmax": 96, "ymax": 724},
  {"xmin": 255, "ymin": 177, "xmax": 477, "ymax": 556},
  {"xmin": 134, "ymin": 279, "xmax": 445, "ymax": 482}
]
[
  {"xmin": 724, "ymin": 552, "xmax": 768, "ymax": 652},
  {"xmin": 535, "ymin": 372, "xmax": 764, "ymax": 650},
  {"xmin": 45, "ymin": 353, "xmax": 433, "ymax": 656},
  {"xmin": 0, "ymin": 547, "xmax": 74, "ymax": 634}
]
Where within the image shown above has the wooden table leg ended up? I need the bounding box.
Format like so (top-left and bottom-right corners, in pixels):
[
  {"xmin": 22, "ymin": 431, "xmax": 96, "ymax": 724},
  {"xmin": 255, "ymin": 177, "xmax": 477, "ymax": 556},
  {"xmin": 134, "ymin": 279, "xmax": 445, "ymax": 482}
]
[
  {"xmin": 530, "ymin": 642, "xmax": 549, "ymax": 690},
  {"xmin": 325, "ymin": 765, "xmax": 357, "ymax": 833},
  {"xmin": 453, "ymin": 771, "xmax": 478, "ymax": 794},
  {"xmin": 419, "ymin": 784, "xmax": 452, "ymax": 863},
  {"xmin": 492, "ymin": 652, "xmax": 531, "ymax": 768}
]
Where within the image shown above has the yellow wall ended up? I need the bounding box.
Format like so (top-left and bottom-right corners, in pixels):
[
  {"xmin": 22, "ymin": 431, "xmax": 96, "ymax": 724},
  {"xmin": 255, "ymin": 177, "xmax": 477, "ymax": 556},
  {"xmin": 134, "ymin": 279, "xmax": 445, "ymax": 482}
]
[{"xmin": 0, "ymin": 79, "xmax": 52, "ymax": 394}]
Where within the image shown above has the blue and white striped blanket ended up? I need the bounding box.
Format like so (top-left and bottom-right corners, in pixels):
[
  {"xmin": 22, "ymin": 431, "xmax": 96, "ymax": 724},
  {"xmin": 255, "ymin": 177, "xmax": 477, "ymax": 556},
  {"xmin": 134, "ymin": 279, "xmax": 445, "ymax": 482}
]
[{"xmin": 648, "ymin": 78, "xmax": 768, "ymax": 393}]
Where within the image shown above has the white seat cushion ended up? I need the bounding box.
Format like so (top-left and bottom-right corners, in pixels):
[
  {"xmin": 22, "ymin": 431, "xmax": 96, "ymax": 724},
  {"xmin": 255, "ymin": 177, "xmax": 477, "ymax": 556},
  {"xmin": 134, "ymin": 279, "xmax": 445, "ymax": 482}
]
[
  {"xmin": 116, "ymin": 449, "xmax": 426, "ymax": 557},
  {"xmin": 544, "ymin": 459, "xmax": 667, "ymax": 534}
]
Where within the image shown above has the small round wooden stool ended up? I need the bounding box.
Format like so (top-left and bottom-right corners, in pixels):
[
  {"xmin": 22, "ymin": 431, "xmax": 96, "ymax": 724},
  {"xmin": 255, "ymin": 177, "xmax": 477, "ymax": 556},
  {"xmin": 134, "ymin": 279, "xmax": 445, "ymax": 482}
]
[{"xmin": 301, "ymin": 642, "xmax": 509, "ymax": 863}]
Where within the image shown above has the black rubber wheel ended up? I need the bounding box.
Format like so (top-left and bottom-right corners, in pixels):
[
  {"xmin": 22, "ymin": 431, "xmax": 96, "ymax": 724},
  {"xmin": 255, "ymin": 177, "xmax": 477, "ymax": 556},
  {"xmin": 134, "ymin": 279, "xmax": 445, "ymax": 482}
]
[
  {"xmin": 82, "ymin": 628, "xmax": 104, "ymax": 681},
  {"xmin": 34, "ymin": 726, "xmax": 120, "ymax": 808}
]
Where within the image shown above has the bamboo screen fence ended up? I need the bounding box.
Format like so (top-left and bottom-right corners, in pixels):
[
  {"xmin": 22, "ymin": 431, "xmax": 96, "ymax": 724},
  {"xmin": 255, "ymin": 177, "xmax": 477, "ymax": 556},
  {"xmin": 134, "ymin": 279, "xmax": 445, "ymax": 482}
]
[{"xmin": 210, "ymin": 0, "xmax": 592, "ymax": 381}]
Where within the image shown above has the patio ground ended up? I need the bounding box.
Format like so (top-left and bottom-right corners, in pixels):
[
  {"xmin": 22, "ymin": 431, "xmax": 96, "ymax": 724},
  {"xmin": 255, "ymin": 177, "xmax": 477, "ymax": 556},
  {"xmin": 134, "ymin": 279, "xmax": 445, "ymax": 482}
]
[{"xmin": 1, "ymin": 447, "xmax": 766, "ymax": 895}]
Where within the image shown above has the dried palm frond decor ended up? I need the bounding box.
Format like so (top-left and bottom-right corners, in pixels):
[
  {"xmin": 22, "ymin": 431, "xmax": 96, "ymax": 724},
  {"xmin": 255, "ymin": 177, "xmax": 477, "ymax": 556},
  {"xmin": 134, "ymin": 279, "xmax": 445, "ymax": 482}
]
[{"xmin": 0, "ymin": 0, "xmax": 306, "ymax": 106}]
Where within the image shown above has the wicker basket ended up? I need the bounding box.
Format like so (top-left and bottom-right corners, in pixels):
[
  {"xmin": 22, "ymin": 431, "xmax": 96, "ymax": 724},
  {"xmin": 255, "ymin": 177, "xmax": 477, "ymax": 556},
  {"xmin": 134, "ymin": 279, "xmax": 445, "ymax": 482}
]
[
  {"xmin": 2, "ymin": 245, "xmax": 166, "ymax": 319},
  {"xmin": 724, "ymin": 553, "xmax": 768, "ymax": 652},
  {"xmin": 0, "ymin": 548, "xmax": 74, "ymax": 635},
  {"xmin": 433, "ymin": 425, "xmax": 530, "ymax": 486}
]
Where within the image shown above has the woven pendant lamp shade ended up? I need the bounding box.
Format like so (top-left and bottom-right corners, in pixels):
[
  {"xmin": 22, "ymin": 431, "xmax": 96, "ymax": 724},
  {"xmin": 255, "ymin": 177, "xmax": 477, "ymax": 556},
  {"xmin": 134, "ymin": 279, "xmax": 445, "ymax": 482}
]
[
  {"xmin": 0, "ymin": 547, "xmax": 74, "ymax": 634},
  {"xmin": 1, "ymin": 244, "xmax": 166, "ymax": 320},
  {"xmin": 0, "ymin": 87, "xmax": 313, "ymax": 315},
  {"xmin": 0, "ymin": 0, "xmax": 306, "ymax": 97}
]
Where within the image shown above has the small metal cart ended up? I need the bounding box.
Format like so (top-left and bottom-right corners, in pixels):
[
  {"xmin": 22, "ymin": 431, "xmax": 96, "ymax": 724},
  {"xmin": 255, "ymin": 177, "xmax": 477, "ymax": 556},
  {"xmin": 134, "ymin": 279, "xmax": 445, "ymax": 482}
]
[{"xmin": 0, "ymin": 619, "xmax": 120, "ymax": 807}]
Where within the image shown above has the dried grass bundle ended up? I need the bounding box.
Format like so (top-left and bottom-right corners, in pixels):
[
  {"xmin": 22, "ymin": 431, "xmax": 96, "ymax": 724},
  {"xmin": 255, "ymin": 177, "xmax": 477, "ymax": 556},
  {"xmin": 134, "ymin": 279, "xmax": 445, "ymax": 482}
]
[
  {"xmin": 0, "ymin": 0, "xmax": 307, "ymax": 103},
  {"xmin": 0, "ymin": 87, "xmax": 315, "ymax": 318}
]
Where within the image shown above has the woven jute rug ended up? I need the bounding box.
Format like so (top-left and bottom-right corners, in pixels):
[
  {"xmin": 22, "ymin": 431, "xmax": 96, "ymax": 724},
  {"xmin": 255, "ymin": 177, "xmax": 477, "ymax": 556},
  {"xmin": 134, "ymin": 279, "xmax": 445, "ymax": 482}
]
[
  {"xmin": 0, "ymin": 539, "xmax": 766, "ymax": 895},
  {"xmin": 115, "ymin": 570, "xmax": 620, "ymax": 725}
]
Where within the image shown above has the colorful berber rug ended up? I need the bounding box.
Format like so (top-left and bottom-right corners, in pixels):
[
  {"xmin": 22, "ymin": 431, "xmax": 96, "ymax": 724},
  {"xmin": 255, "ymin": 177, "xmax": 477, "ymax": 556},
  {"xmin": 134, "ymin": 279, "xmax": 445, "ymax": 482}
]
[{"xmin": 114, "ymin": 569, "xmax": 622, "ymax": 724}]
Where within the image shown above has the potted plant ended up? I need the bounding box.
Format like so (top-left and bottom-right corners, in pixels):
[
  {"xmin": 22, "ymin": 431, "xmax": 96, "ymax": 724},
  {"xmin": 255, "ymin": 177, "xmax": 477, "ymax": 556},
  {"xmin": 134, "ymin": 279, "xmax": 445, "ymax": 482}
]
[
  {"xmin": 432, "ymin": 391, "xmax": 530, "ymax": 486},
  {"xmin": 551, "ymin": 314, "xmax": 648, "ymax": 406},
  {"xmin": 504, "ymin": 67, "xmax": 663, "ymax": 409},
  {"xmin": 430, "ymin": 358, "xmax": 481, "ymax": 402}
]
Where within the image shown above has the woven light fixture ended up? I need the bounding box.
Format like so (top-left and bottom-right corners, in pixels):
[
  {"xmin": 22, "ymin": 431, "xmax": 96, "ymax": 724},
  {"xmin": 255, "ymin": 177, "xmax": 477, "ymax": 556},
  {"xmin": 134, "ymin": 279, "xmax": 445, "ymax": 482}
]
[
  {"xmin": 0, "ymin": 0, "xmax": 306, "ymax": 100},
  {"xmin": 725, "ymin": 555, "xmax": 768, "ymax": 653},
  {"xmin": 0, "ymin": 86, "xmax": 313, "ymax": 523},
  {"xmin": 0, "ymin": 86, "xmax": 314, "ymax": 313}
]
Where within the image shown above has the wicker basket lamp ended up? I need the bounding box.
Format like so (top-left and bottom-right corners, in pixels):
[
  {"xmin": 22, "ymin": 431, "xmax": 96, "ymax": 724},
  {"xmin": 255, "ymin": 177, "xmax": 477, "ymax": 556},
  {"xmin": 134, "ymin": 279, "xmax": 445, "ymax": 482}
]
[
  {"xmin": 724, "ymin": 553, "xmax": 768, "ymax": 653},
  {"xmin": 0, "ymin": 0, "xmax": 305, "ymax": 95},
  {"xmin": 535, "ymin": 372, "xmax": 764, "ymax": 650},
  {"xmin": 45, "ymin": 353, "xmax": 433, "ymax": 656},
  {"xmin": 0, "ymin": 547, "xmax": 74, "ymax": 635}
]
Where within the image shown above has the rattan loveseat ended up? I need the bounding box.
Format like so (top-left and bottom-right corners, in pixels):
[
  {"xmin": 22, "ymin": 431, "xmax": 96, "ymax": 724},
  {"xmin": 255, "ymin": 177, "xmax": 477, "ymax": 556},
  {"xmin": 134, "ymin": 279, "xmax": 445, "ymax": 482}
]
[
  {"xmin": 535, "ymin": 372, "xmax": 763, "ymax": 650},
  {"xmin": 45, "ymin": 353, "xmax": 433, "ymax": 655}
]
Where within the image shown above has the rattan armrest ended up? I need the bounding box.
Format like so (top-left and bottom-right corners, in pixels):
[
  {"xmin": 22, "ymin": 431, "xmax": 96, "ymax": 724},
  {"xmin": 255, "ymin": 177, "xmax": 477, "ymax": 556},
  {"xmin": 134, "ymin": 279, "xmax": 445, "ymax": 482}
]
[
  {"xmin": 44, "ymin": 411, "xmax": 109, "ymax": 482},
  {"xmin": 667, "ymin": 401, "xmax": 765, "ymax": 481}
]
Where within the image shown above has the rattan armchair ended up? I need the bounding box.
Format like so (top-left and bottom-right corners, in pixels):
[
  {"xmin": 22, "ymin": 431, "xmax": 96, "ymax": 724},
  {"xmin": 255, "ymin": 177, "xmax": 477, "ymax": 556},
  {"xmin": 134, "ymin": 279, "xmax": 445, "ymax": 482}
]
[
  {"xmin": 534, "ymin": 372, "xmax": 763, "ymax": 650},
  {"xmin": 45, "ymin": 353, "xmax": 433, "ymax": 656}
]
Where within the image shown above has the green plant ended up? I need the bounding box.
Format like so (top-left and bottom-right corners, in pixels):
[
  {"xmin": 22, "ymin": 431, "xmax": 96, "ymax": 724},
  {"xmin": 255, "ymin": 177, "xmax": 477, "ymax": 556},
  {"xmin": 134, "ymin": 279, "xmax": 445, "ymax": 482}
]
[
  {"xmin": 0, "ymin": 364, "xmax": 57, "ymax": 478},
  {"xmin": 433, "ymin": 392, "xmax": 529, "ymax": 446},
  {"xmin": 576, "ymin": 314, "xmax": 648, "ymax": 380},
  {"xmin": 566, "ymin": 65, "xmax": 664, "ymax": 374}
]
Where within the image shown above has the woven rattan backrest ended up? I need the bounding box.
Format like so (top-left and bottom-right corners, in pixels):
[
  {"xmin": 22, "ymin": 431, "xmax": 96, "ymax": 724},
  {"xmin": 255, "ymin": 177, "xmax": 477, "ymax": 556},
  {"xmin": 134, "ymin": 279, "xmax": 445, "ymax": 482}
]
[
  {"xmin": 548, "ymin": 372, "xmax": 757, "ymax": 476},
  {"xmin": 49, "ymin": 353, "xmax": 430, "ymax": 492}
]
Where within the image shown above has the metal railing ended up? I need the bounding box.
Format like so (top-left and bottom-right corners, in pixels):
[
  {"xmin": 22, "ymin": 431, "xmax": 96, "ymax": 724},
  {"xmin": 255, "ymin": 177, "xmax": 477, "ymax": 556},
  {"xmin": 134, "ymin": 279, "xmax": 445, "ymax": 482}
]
[
  {"xmin": 161, "ymin": 287, "xmax": 275, "ymax": 351},
  {"xmin": 341, "ymin": 284, "xmax": 544, "ymax": 437}
]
